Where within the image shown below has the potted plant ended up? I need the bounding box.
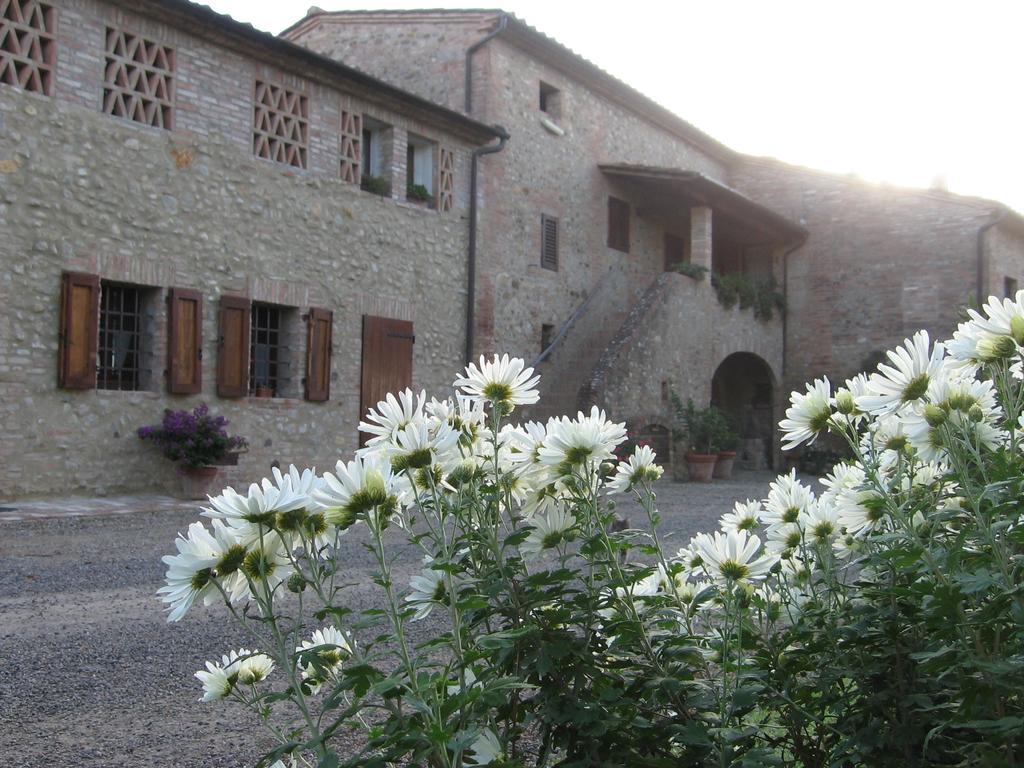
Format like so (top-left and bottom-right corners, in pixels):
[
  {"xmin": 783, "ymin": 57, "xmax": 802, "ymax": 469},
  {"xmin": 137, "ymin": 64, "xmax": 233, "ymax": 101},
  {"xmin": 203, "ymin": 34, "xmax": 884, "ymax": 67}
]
[
  {"xmin": 674, "ymin": 396, "xmax": 723, "ymax": 483},
  {"xmin": 406, "ymin": 182, "xmax": 433, "ymax": 206},
  {"xmin": 361, "ymin": 173, "xmax": 390, "ymax": 197},
  {"xmin": 138, "ymin": 403, "xmax": 248, "ymax": 499},
  {"xmin": 712, "ymin": 413, "xmax": 740, "ymax": 479}
]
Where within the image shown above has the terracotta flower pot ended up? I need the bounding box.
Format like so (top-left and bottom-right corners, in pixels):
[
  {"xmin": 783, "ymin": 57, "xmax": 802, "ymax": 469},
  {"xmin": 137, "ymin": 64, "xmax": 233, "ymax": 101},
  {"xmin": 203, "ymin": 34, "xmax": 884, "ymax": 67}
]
[
  {"xmin": 713, "ymin": 451, "xmax": 737, "ymax": 479},
  {"xmin": 255, "ymin": 386, "xmax": 274, "ymax": 398},
  {"xmin": 179, "ymin": 465, "xmax": 219, "ymax": 500},
  {"xmin": 686, "ymin": 452, "xmax": 718, "ymax": 483}
]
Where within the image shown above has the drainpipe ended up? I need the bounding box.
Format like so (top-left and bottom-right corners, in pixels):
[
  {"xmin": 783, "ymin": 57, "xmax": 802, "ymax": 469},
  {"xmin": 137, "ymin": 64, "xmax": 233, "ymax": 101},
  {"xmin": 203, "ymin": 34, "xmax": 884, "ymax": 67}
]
[
  {"xmin": 976, "ymin": 207, "xmax": 1008, "ymax": 307},
  {"xmin": 466, "ymin": 127, "xmax": 510, "ymax": 364},
  {"xmin": 465, "ymin": 13, "xmax": 508, "ymax": 114}
]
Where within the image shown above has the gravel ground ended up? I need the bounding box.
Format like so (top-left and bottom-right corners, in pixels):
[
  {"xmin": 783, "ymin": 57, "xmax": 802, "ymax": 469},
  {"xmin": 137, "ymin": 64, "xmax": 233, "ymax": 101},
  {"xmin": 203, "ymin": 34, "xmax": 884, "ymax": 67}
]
[{"xmin": 0, "ymin": 471, "xmax": 776, "ymax": 767}]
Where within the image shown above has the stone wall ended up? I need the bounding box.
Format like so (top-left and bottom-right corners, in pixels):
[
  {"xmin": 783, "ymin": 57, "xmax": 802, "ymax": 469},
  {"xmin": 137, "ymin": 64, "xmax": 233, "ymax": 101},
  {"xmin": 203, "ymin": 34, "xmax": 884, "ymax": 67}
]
[
  {"xmin": 0, "ymin": 0, "xmax": 482, "ymax": 497},
  {"xmin": 984, "ymin": 221, "xmax": 1024, "ymax": 301},
  {"xmin": 731, "ymin": 158, "xmax": 1002, "ymax": 391}
]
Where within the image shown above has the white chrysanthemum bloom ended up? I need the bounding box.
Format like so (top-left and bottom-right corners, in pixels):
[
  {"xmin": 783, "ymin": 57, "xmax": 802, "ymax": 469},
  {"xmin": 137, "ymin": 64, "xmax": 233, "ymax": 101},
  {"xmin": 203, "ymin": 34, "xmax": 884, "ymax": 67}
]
[
  {"xmin": 203, "ymin": 475, "xmax": 309, "ymax": 544},
  {"xmin": 455, "ymin": 354, "xmax": 540, "ymax": 412},
  {"xmin": 296, "ymin": 626, "xmax": 353, "ymax": 692},
  {"xmin": 405, "ymin": 556, "xmax": 448, "ymax": 621},
  {"xmin": 195, "ymin": 648, "xmax": 274, "ymax": 702},
  {"xmin": 519, "ymin": 502, "xmax": 576, "ymax": 559},
  {"xmin": 538, "ymin": 406, "xmax": 627, "ymax": 477},
  {"xmin": 271, "ymin": 464, "xmax": 321, "ymax": 500},
  {"xmin": 675, "ymin": 539, "xmax": 707, "ymax": 581},
  {"xmin": 819, "ymin": 462, "xmax": 865, "ymax": 507},
  {"xmin": 833, "ymin": 373, "xmax": 870, "ymax": 423},
  {"xmin": 159, "ymin": 519, "xmax": 247, "ymax": 622},
  {"xmin": 862, "ymin": 413, "xmax": 913, "ymax": 468},
  {"xmin": 857, "ymin": 331, "xmax": 946, "ymax": 415},
  {"xmin": 359, "ymin": 389, "xmax": 427, "ymax": 447},
  {"xmin": 779, "ymin": 377, "xmax": 833, "ymax": 450},
  {"xmin": 764, "ymin": 519, "xmax": 804, "ymax": 555},
  {"xmin": 654, "ymin": 563, "xmax": 700, "ymax": 603},
  {"xmin": 834, "ymin": 479, "xmax": 889, "ymax": 538},
  {"xmin": 692, "ymin": 529, "xmax": 777, "ymax": 587},
  {"xmin": 312, "ymin": 455, "xmax": 407, "ymax": 531},
  {"xmin": 607, "ymin": 445, "xmax": 663, "ymax": 493},
  {"xmin": 801, "ymin": 500, "xmax": 841, "ymax": 547},
  {"xmin": 382, "ymin": 418, "xmax": 460, "ymax": 474},
  {"xmin": 238, "ymin": 533, "xmax": 294, "ymax": 598},
  {"xmin": 466, "ymin": 728, "xmax": 502, "ymax": 766},
  {"xmin": 719, "ymin": 499, "xmax": 762, "ymax": 534},
  {"xmin": 761, "ymin": 470, "xmax": 816, "ymax": 531},
  {"xmin": 901, "ymin": 373, "xmax": 1004, "ymax": 462},
  {"xmin": 948, "ymin": 292, "xmax": 1024, "ymax": 365},
  {"xmin": 427, "ymin": 394, "xmax": 487, "ymax": 447}
]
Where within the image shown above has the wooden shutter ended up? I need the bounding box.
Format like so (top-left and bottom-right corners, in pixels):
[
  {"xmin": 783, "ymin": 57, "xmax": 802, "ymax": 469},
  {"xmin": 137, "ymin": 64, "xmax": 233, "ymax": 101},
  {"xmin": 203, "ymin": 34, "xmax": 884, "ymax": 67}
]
[
  {"xmin": 167, "ymin": 288, "xmax": 203, "ymax": 394},
  {"xmin": 608, "ymin": 196, "xmax": 630, "ymax": 252},
  {"xmin": 305, "ymin": 307, "xmax": 333, "ymax": 402},
  {"xmin": 664, "ymin": 233, "xmax": 687, "ymax": 271},
  {"xmin": 58, "ymin": 271, "xmax": 100, "ymax": 390},
  {"xmin": 360, "ymin": 315, "xmax": 414, "ymax": 445},
  {"xmin": 217, "ymin": 295, "xmax": 250, "ymax": 398},
  {"xmin": 541, "ymin": 214, "xmax": 559, "ymax": 270}
]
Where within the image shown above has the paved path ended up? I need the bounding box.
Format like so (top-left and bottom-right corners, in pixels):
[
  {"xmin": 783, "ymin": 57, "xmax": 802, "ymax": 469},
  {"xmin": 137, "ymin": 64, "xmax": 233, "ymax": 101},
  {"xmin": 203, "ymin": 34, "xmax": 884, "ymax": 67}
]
[
  {"xmin": 0, "ymin": 471, "xmax": 776, "ymax": 767},
  {"xmin": 0, "ymin": 494, "xmax": 182, "ymax": 522}
]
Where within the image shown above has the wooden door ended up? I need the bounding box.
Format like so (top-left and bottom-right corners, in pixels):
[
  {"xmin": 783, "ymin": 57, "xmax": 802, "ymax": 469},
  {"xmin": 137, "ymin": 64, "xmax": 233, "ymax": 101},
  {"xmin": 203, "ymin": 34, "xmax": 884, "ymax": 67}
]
[{"xmin": 360, "ymin": 315, "xmax": 414, "ymax": 444}]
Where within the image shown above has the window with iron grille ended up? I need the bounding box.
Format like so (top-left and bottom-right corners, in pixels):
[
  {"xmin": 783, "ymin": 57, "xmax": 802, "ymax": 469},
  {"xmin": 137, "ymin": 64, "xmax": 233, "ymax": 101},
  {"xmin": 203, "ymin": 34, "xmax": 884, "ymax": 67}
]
[
  {"xmin": 0, "ymin": 0, "xmax": 57, "ymax": 96},
  {"xmin": 250, "ymin": 303, "xmax": 282, "ymax": 396},
  {"xmin": 102, "ymin": 27, "xmax": 175, "ymax": 130},
  {"xmin": 253, "ymin": 80, "xmax": 308, "ymax": 169},
  {"xmin": 607, "ymin": 197, "xmax": 630, "ymax": 252},
  {"xmin": 541, "ymin": 214, "xmax": 558, "ymax": 270},
  {"xmin": 98, "ymin": 282, "xmax": 147, "ymax": 391}
]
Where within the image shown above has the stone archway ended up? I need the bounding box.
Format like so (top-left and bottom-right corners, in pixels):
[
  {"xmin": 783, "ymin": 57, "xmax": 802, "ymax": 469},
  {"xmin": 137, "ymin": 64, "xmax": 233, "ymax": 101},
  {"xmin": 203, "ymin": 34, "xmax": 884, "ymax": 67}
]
[{"xmin": 711, "ymin": 352, "xmax": 775, "ymax": 470}]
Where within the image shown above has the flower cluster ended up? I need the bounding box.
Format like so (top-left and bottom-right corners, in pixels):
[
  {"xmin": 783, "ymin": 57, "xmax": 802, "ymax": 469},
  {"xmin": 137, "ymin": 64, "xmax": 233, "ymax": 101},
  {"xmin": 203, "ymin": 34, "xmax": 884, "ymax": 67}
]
[{"xmin": 138, "ymin": 403, "xmax": 247, "ymax": 468}]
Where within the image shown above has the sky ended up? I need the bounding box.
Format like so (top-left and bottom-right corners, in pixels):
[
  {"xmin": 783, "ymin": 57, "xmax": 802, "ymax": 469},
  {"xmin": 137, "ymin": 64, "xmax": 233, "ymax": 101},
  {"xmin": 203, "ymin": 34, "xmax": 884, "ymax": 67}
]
[{"xmin": 205, "ymin": 0, "xmax": 1024, "ymax": 212}]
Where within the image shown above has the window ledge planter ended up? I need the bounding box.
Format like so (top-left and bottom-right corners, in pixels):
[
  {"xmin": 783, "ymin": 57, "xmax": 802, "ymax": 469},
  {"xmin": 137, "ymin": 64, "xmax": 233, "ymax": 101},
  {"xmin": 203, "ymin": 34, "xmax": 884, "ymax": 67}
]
[{"xmin": 179, "ymin": 465, "xmax": 220, "ymax": 500}]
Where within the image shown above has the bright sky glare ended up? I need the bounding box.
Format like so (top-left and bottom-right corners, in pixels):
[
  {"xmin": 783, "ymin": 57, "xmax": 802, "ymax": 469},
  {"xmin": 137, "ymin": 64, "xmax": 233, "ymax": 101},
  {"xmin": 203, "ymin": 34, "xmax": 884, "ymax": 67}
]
[{"xmin": 205, "ymin": 0, "xmax": 1024, "ymax": 212}]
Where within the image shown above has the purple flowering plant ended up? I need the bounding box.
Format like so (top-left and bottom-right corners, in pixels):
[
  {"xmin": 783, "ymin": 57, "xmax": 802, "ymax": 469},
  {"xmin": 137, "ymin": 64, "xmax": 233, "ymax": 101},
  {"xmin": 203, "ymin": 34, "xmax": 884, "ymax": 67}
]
[{"xmin": 138, "ymin": 403, "xmax": 247, "ymax": 469}]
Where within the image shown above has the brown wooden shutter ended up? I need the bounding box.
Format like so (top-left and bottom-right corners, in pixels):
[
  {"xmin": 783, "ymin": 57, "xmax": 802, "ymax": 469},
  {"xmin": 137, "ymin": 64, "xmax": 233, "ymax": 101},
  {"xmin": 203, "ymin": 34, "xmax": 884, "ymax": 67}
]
[
  {"xmin": 541, "ymin": 214, "xmax": 559, "ymax": 271},
  {"xmin": 608, "ymin": 196, "xmax": 630, "ymax": 252},
  {"xmin": 305, "ymin": 307, "xmax": 333, "ymax": 402},
  {"xmin": 217, "ymin": 295, "xmax": 250, "ymax": 398},
  {"xmin": 167, "ymin": 288, "xmax": 203, "ymax": 394},
  {"xmin": 58, "ymin": 271, "xmax": 100, "ymax": 390},
  {"xmin": 360, "ymin": 315, "xmax": 414, "ymax": 445}
]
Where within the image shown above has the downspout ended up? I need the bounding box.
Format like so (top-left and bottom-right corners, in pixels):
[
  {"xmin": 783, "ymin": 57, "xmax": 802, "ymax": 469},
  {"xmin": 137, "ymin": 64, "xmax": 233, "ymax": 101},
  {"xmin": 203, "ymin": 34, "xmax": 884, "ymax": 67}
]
[
  {"xmin": 467, "ymin": 127, "xmax": 510, "ymax": 364},
  {"xmin": 977, "ymin": 207, "xmax": 1008, "ymax": 307},
  {"xmin": 465, "ymin": 13, "xmax": 508, "ymax": 114}
]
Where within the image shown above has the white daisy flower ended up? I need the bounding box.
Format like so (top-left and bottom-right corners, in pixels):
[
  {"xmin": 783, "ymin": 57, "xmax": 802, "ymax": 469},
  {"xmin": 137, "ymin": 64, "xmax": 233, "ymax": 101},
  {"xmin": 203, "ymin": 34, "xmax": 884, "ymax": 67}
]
[
  {"xmin": 948, "ymin": 292, "xmax": 1024, "ymax": 365},
  {"xmin": 761, "ymin": 470, "xmax": 816, "ymax": 531},
  {"xmin": 312, "ymin": 455, "xmax": 407, "ymax": 531},
  {"xmin": 901, "ymin": 373, "xmax": 1004, "ymax": 462},
  {"xmin": 466, "ymin": 727, "xmax": 502, "ymax": 766},
  {"xmin": 833, "ymin": 373, "xmax": 870, "ymax": 421},
  {"xmin": 691, "ymin": 529, "xmax": 777, "ymax": 587},
  {"xmin": 779, "ymin": 377, "xmax": 833, "ymax": 450},
  {"xmin": 606, "ymin": 445, "xmax": 663, "ymax": 493},
  {"xmin": 454, "ymin": 354, "xmax": 540, "ymax": 411},
  {"xmin": 203, "ymin": 476, "xmax": 309, "ymax": 544},
  {"xmin": 195, "ymin": 648, "xmax": 274, "ymax": 702},
  {"xmin": 538, "ymin": 406, "xmax": 627, "ymax": 477},
  {"xmin": 519, "ymin": 502, "xmax": 576, "ymax": 559},
  {"xmin": 404, "ymin": 556, "xmax": 448, "ymax": 621},
  {"xmin": 238, "ymin": 534, "xmax": 294, "ymax": 598},
  {"xmin": 296, "ymin": 626, "xmax": 353, "ymax": 693},
  {"xmin": 857, "ymin": 331, "xmax": 946, "ymax": 415},
  {"xmin": 801, "ymin": 500, "xmax": 841, "ymax": 547},
  {"xmin": 158, "ymin": 519, "xmax": 245, "ymax": 622},
  {"xmin": 359, "ymin": 389, "xmax": 427, "ymax": 447},
  {"xmin": 195, "ymin": 656, "xmax": 235, "ymax": 702},
  {"xmin": 834, "ymin": 479, "xmax": 889, "ymax": 538},
  {"xmin": 384, "ymin": 418, "xmax": 459, "ymax": 473},
  {"xmin": 719, "ymin": 499, "xmax": 762, "ymax": 534}
]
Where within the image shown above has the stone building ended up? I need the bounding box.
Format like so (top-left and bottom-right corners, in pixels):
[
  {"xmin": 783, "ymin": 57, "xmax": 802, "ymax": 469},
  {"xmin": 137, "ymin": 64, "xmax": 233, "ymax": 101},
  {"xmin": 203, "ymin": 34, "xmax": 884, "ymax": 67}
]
[
  {"xmin": 0, "ymin": 0, "xmax": 499, "ymax": 496},
  {"xmin": 2, "ymin": 1, "xmax": 1023, "ymax": 497},
  {"xmin": 284, "ymin": 7, "xmax": 1024, "ymax": 467}
]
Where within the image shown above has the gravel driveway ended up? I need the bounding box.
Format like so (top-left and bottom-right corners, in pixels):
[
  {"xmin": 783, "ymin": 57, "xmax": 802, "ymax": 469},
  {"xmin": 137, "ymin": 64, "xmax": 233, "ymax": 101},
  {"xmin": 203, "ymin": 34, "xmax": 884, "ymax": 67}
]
[{"xmin": 0, "ymin": 471, "xmax": 776, "ymax": 767}]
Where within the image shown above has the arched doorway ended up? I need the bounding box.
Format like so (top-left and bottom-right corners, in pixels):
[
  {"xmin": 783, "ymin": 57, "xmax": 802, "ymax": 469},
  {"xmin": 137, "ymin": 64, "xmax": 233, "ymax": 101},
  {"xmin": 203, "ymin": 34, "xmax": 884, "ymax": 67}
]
[{"xmin": 711, "ymin": 352, "xmax": 775, "ymax": 470}]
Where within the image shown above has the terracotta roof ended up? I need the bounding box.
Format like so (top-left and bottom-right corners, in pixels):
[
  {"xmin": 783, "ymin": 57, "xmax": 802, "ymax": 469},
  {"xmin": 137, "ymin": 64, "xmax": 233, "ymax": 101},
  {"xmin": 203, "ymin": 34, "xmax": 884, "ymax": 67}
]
[
  {"xmin": 600, "ymin": 164, "xmax": 807, "ymax": 243},
  {"xmin": 110, "ymin": 0, "xmax": 503, "ymax": 144},
  {"xmin": 281, "ymin": 8, "xmax": 737, "ymax": 163}
]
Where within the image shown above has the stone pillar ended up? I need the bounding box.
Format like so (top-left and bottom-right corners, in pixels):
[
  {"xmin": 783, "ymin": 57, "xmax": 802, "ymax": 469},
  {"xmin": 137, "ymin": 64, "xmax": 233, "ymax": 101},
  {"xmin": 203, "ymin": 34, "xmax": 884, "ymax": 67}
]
[{"xmin": 690, "ymin": 206, "xmax": 713, "ymax": 271}]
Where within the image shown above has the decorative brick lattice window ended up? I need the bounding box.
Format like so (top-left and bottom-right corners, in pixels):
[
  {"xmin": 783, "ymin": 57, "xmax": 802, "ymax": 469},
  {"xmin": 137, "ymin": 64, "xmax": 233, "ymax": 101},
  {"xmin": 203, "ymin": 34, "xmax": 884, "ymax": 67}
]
[
  {"xmin": 102, "ymin": 28, "xmax": 175, "ymax": 129},
  {"xmin": 339, "ymin": 109, "xmax": 361, "ymax": 184},
  {"xmin": 253, "ymin": 80, "xmax": 308, "ymax": 169},
  {"xmin": 0, "ymin": 0, "xmax": 57, "ymax": 96},
  {"xmin": 438, "ymin": 146, "xmax": 455, "ymax": 212}
]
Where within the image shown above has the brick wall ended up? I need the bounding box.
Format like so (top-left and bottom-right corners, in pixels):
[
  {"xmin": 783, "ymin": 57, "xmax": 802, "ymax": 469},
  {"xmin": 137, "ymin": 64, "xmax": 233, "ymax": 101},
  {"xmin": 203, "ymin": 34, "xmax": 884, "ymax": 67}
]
[{"xmin": 0, "ymin": 0, "xmax": 483, "ymax": 497}]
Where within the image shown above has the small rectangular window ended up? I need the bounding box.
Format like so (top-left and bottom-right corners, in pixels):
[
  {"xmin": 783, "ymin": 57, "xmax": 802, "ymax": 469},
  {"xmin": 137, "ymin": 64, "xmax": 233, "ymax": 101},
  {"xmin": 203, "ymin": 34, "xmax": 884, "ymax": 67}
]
[
  {"xmin": 539, "ymin": 81, "xmax": 561, "ymax": 120},
  {"xmin": 250, "ymin": 303, "xmax": 282, "ymax": 396},
  {"xmin": 406, "ymin": 132, "xmax": 436, "ymax": 206},
  {"xmin": 541, "ymin": 323, "xmax": 555, "ymax": 356},
  {"xmin": 98, "ymin": 282, "xmax": 153, "ymax": 391},
  {"xmin": 541, "ymin": 214, "xmax": 559, "ymax": 270},
  {"xmin": 360, "ymin": 117, "xmax": 392, "ymax": 196},
  {"xmin": 608, "ymin": 196, "xmax": 630, "ymax": 252},
  {"xmin": 1005, "ymin": 277, "xmax": 1019, "ymax": 298}
]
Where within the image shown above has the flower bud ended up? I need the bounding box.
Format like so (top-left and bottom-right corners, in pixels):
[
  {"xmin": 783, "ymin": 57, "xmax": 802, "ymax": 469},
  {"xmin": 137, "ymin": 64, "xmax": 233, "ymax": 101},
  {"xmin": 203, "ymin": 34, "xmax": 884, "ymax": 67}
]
[
  {"xmin": 923, "ymin": 403, "xmax": 947, "ymax": 428},
  {"xmin": 287, "ymin": 572, "xmax": 307, "ymax": 594},
  {"xmin": 968, "ymin": 404, "xmax": 985, "ymax": 423}
]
